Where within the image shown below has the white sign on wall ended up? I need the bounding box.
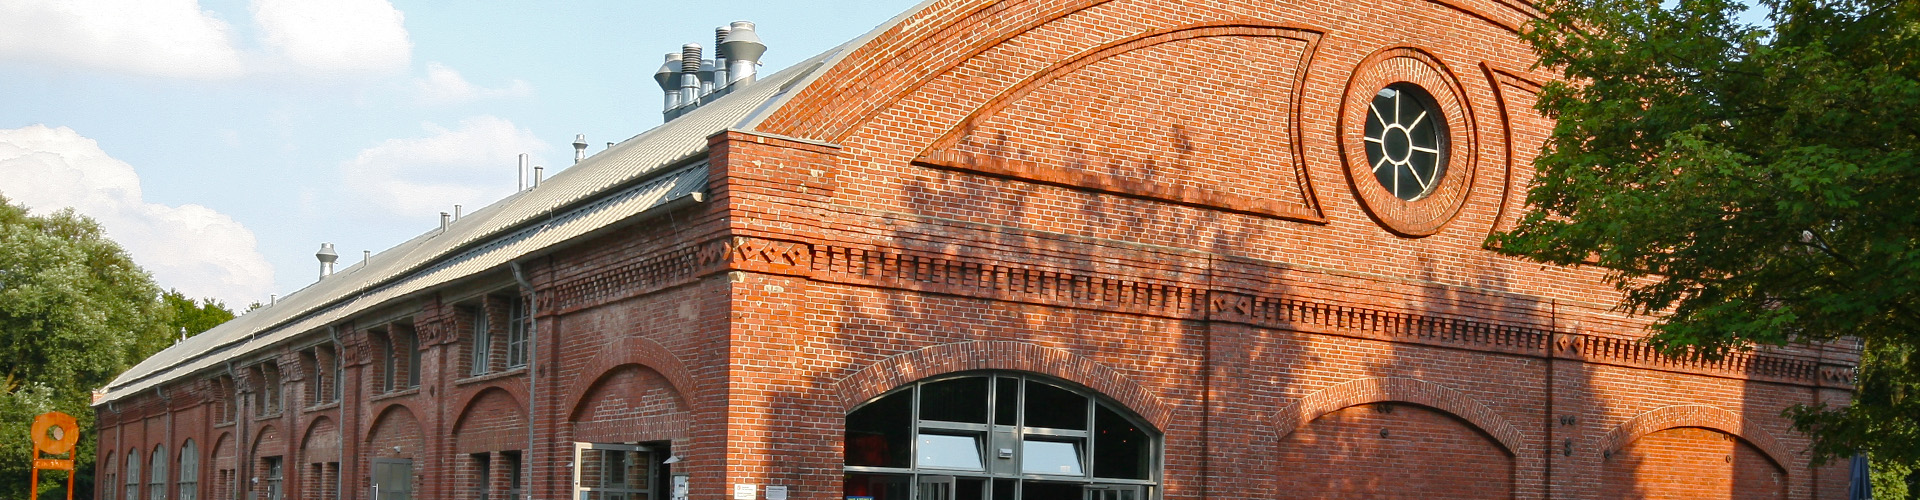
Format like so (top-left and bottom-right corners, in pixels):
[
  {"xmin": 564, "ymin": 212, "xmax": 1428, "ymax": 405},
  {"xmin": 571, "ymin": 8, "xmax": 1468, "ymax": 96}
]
[{"xmin": 734, "ymin": 483, "xmax": 758, "ymax": 500}]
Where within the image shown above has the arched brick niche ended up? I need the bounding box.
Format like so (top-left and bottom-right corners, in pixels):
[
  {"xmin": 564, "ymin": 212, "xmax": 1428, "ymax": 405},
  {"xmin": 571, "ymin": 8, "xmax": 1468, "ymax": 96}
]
[
  {"xmin": 558, "ymin": 335, "xmax": 698, "ymax": 412},
  {"xmin": 1601, "ymin": 404, "xmax": 1791, "ymax": 470},
  {"xmin": 451, "ymin": 388, "xmax": 529, "ymax": 455},
  {"xmin": 364, "ymin": 403, "xmax": 424, "ymax": 460},
  {"xmin": 1272, "ymin": 377, "xmax": 1521, "ymax": 499},
  {"xmin": 1273, "ymin": 377, "xmax": 1523, "ymax": 453},
  {"xmin": 566, "ymin": 364, "xmax": 693, "ymax": 443},
  {"xmin": 832, "ymin": 340, "xmax": 1176, "ymax": 430},
  {"xmin": 300, "ymin": 416, "xmax": 340, "ymax": 464},
  {"xmin": 1601, "ymin": 417, "xmax": 1789, "ymax": 500}
]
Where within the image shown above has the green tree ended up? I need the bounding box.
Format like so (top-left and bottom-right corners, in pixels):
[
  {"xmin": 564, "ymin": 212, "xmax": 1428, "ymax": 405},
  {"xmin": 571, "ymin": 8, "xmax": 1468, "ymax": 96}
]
[
  {"xmin": 1502, "ymin": 0, "xmax": 1920, "ymax": 476},
  {"xmin": 160, "ymin": 289, "xmax": 236, "ymax": 340},
  {"xmin": 0, "ymin": 194, "xmax": 179, "ymax": 500}
]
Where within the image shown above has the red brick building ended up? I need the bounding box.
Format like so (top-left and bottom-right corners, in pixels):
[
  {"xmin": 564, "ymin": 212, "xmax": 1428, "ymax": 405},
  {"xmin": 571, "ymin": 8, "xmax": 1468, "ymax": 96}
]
[{"xmin": 94, "ymin": 1, "xmax": 1861, "ymax": 499}]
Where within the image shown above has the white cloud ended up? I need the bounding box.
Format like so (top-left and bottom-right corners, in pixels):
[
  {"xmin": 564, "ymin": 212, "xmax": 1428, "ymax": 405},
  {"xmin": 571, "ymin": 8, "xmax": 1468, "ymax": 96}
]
[
  {"xmin": 0, "ymin": 125, "xmax": 275, "ymax": 306},
  {"xmin": 341, "ymin": 116, "xmax": 547, "ymax": 217},
  {"xmin": 415, "ymin": 62, "xmax": 533, "ymax": 105},
  {"xmin": 0, "ymin": 0, "xmax": 245, "ymax": 79},
  {"xmin": 252, "ymin": 0, "xmax": 411, "ymax": 74}
]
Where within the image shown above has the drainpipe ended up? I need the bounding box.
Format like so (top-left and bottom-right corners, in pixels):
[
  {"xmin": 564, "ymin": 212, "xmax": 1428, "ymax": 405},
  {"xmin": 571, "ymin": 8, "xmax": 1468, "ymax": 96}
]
[{"xmin": 509, "ymin": 261, "xmax": 539, "ymax": 500}]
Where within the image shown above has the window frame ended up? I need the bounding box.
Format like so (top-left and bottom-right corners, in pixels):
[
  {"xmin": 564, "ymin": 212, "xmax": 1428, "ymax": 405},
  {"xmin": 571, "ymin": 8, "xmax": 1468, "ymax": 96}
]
[
  {"xmin": 178, "ymin": 440, "xmax": 198, "ymax": 500},
  {"xmin": 505, "ymin": 296, "xmax": 530, "ymax": 369},
  {"xmin": 843, "ymin": 372, "xmax": 1161, "ymax": 500}
]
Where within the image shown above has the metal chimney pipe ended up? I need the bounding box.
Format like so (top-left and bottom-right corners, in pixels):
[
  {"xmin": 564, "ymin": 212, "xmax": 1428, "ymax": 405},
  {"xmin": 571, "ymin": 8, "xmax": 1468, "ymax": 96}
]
[
  {"xmin": 698, "ymin": 58, "xmax": 717, "ymax": 96},
  {"xmin": 363, "ymin": 250, "xmax": 371, "ymax": 264},
  {"xmin": 316, "ymin": 243, "xmax": 338, "ymax": 278},
  {"xmin": 680, "ymin": 44, "xmax": 704, "ymax": 108},
  {"xmin": 533, "ymin": 166, "xmax": 544, "ymax": 187},
  {"xmin": 722, "ymin": 21, "xmax": 766, "ymax": 85},
  {"xmin": 713, "ymin": 26, "xmax": 731, "ymax": 87},
  {"xmin": 454, "ymin": 204, "xmax": 463, "ymax": 220},
  {"xmin": 573, "ymin": 134, "xmax": 588, "ymax": 164},
  {"xmin": 440, "ymin": 212, "xmax": 451, "ymax": 232},
  {"xmin": 517, "ymin": 153, "xmax": 529, "ymax": 191},
  {"xmin": 654, "ymin": 52, "xmax": 683, "ymax": 113}
]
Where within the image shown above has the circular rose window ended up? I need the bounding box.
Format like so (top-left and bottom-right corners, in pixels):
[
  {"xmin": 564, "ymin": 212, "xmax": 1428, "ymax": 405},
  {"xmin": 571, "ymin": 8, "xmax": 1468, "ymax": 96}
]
[
  {"xmin": 1340, "ymin": 47, "xmax": 1477, "ymax": 237},
  {"xmin": 1364, "ymin": 83, "xmax": 1449, "ymax": 200}
]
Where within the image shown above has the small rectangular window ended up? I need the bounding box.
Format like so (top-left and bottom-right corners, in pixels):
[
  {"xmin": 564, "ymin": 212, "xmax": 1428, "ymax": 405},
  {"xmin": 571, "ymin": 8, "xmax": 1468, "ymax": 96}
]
[
  {"xmin": 470, "ymin": 308, "xmax": 491, "ymax": 377},
  {"xmin": 916, "ymin": 434, "xmax": 984, "ymax": 471},
  {"xmin": 264, "ymin": 457, "xmax": 283, "ymax": 500},
  {"xmin": 506, "ymin": 296, "xmax": 530, "ymax": 369}
]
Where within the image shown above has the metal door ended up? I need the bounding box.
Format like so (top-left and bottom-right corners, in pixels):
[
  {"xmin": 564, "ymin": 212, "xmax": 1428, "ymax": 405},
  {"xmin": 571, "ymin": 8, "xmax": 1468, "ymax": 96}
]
[{"xmin": 370, "ymin": 459, "xmax": 412, "ymax": 500}]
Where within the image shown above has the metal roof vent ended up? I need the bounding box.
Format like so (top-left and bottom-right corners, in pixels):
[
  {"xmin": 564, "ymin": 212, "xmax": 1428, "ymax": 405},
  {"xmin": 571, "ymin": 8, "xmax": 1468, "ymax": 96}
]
[
  {"xmin": 713, "ymin": 26, "xmax": 731, "ymax": 86},
  {"xmin": 316, "ymin": 243, "xmax": 338, "ymax": 278},
  {"xmin": 722, "ymin": 21, "xmax": 766, "ymax": 86},
  {"xmin": 655, "ymin": 52, "xmax": 684, "ymax": 114},
  {"xmin": 573, "ymin": 134, "xmax": 588, "ymax": 164},
  {"xmin": 679, "ymin": 44, "xmax": 703, "ymax": 113}
]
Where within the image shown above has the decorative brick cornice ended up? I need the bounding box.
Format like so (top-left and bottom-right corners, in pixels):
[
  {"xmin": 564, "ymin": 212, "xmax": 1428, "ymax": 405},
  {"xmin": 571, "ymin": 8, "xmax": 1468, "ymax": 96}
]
[
  {"xmin": 1274, "ymin": 377, "xmax": 1527, "ymax": 456},
  {"xmin": 1601, "ymin": 404, "xmax": 1791, "ymax": 468},
  {"xmin": 554, "ymin": 234, "xmax": 1841, "ymax": 387},
  {"xmin": 1209, "ymin": 290, "xmax": 1551, "ymax": 357}
]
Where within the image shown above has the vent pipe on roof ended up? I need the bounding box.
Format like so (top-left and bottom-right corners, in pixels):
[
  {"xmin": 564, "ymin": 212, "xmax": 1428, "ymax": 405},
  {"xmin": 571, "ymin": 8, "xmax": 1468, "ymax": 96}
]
[
  {"xmin": 440, "ymin": 212, "xmax": 451, "ymax": 232},
  {"xmin": 517, "ymin": 153, "xmax": 529, "ymax": 191},
  {"xmin": 454, "ymin": 204, "xmax": 463, "ymax": 220},
  {"xmin": 654, "ymin": 52, "xmax": 683, "ymax": 114},
  {"xmin": 713, "ymin": 26, "xmax": 731, "ymax": 87},
  {"xmin": 698, "ymin": 57, "xmax": 717, "ymax": 96},
  {"xmin": 679, "ymin": 44, "xmax": 703, "ymax": 110},
  {"xmin": 533, "ymin": 166, "xmax": 544, "ymax": 187},
  {"xmin": 363, "ymin": 250, "xmax": 371, "ymax": 264},
  {"xmin": 316, "ymin": 243, "xmax": 338, "ymax": 278},
  {"xmin": 723, "ymin": 21, "xmax": 766, "ymax": 85},
  {"xmin": 573, "ymin": 134, "xmax": 588, "ymax": 164}
]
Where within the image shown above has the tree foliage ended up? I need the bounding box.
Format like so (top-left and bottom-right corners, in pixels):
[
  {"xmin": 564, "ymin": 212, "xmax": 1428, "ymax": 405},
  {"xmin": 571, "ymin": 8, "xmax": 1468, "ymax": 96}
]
[
  {"xmin": 0, "ymin": 194, "xmax": 236, "ymax": 499},
  {"xmin": 1503, "ymin": 0, "xmax": 1920, "ymax": 469}
]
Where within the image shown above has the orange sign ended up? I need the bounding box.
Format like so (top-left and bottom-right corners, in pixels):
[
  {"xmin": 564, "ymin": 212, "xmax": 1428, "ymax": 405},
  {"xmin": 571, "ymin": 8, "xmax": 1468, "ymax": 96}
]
[
  {"xmin": 29, "ymin": 411, "xmax": 79, "ymax": 500},
  {"xmin": 31, "ymin": 411, "xmax": 79, "ymax": 455}
]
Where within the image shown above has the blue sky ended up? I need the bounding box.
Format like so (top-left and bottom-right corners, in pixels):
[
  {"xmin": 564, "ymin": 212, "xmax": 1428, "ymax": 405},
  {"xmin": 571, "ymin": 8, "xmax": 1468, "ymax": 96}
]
[{"xmin": 0, "ymin": 0, "xmax": 921, "ymax": 306}]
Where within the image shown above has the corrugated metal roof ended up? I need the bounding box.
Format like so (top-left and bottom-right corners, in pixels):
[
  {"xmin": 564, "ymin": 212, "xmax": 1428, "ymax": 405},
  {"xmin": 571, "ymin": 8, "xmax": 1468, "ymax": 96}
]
[{"xmin": 99, "ymin": 49, "xmax": 841, "ymax": 404}]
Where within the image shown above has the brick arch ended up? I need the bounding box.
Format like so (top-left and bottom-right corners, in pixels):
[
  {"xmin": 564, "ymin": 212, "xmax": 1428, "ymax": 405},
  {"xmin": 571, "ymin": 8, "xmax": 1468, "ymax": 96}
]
[
  {"xmin": 362, "ymin": 402, "xmax": 422, "ymax": 443},
  {"xmin": 560, "ymin": 335, "xmax": 697, "ymax": 415},
  {"xmin": 452, "ymin": 387, "xmax": 530, "ymax": 454},
  {"xmin": 250, "ymin": 423, "xmax": 283, "ymax": 458},
  {"xmin": 832, "ymin": 340, "xmax": 1176, "ymax": 430},
  {"xmin": 452, "ymin": 387, "xmax": 524, "ymax": 432},
  {"xmin": 1602, "ymin": 404, "xmax": 1791, "ymax": 469},
  {"xmin": 300, "ymin": 416, "xmax": 340, "ymax": 464},
  {"xmin": 1273, "ymin": 377, "xmax": 1524, "ymax": 454}
]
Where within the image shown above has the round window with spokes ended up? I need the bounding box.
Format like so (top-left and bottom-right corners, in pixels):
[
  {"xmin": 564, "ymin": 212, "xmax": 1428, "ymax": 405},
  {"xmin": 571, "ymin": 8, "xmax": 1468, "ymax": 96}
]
[{"xmin": 1363, "ymin": 83, "xmax": 1449, "ymax": 201}]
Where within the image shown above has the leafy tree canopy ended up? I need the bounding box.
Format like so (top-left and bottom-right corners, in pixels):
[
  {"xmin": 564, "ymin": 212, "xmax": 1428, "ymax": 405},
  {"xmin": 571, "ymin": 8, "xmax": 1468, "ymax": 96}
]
[
  {"xmin": 0, "ymin": 194, "xmax": 236, "ymax": 499},
  {"xmin": 1505, "ymin": 0, "xmax": 1920, "ymax": 473}
]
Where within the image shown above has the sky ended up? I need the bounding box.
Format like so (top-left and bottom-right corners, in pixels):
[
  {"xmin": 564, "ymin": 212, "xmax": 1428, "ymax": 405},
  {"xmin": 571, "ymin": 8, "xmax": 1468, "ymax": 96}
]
[
  {"xmin": 0, "ymin": 0, "xmax": 923, "ymax": 308},
  {"xmin": 0, "ymin": 0, "xmax": 1774, "ymax": 308}
]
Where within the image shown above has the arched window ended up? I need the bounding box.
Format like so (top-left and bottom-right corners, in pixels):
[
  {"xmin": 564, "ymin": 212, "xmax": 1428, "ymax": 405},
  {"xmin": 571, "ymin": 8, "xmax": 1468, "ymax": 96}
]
[
  {"xmin": 103, "ymin": 452, "xmax": 117, "ymax": 500},
  {"xmin": 179, "ymin": 440, "xmax": 199, "ymax": 500},
  {"xmin": 126, "ymin": 449, "xmax": 141, "ymax": 500},
  {"xmin": 151, "ymin": 445, "xmax": 169, "ymax": 500},
  {"xmin": 844, "ymin": 372, "xmax": 1159, "ymax": 500}
]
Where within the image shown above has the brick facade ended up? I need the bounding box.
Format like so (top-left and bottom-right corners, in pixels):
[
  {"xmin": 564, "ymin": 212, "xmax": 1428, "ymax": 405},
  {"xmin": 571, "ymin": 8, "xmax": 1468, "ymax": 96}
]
[{"xmin": 96, "ymin": 0, "xmax": 1859, "ymax": 499}]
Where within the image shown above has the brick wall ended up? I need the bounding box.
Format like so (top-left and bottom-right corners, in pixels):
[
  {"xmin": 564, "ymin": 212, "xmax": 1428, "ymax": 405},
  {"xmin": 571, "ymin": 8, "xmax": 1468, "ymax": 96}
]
[{"xmin": 93, "ymin": 0, "xmax": 1860, "ymax": 499}]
